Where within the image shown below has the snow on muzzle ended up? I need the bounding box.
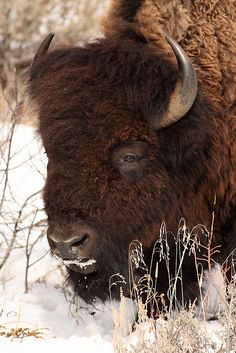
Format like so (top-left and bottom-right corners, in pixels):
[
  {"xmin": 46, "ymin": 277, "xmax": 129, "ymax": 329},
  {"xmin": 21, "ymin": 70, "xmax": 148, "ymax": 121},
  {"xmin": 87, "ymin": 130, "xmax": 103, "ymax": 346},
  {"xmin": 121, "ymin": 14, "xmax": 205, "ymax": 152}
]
[{"xmin": 63, "ymin": 258, "xmax": 97, "ymax": 274}]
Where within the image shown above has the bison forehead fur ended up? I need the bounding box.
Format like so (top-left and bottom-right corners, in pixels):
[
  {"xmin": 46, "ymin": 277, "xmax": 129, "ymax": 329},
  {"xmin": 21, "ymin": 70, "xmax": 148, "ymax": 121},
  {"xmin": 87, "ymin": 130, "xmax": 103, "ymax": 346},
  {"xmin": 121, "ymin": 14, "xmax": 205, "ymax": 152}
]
[{"xmin": 29, "ymin": 0, "xmax": 236, "ymax": 306}]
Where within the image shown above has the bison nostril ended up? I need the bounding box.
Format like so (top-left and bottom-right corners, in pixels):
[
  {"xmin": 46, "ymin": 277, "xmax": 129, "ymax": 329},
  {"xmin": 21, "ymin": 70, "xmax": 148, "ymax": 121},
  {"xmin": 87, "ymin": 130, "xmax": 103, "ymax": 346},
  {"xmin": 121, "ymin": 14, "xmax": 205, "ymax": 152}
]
[
  {"xmin": 48, "ymin": 223, "xmax": 97, "ymax": 260},
  {"xmin": 70, "ymin": 234, "xmax": 89, "ymax": 255}
]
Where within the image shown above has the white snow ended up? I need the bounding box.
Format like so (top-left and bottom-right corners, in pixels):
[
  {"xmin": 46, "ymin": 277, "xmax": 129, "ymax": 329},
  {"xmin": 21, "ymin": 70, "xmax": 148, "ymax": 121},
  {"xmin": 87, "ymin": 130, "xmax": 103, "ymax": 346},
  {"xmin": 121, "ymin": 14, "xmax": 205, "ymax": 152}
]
[
  {"xmin": 0, "ymin": 124, "xmax": 232, "ymax": 352},
  {"xmin": 63, "ymin": 258, "xmax": 97, "ymax": 268},
  {"xmin": 198, "ymin": 264, "xmax": 227, "ymax": 320}
]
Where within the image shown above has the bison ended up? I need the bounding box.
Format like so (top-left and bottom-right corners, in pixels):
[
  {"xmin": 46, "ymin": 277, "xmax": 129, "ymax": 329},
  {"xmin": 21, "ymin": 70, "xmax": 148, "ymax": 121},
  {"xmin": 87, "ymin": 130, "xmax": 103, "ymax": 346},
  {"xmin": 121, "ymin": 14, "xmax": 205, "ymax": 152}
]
[{"xmin": 28, "ymin": 0, "xmax": 236, "ymax": 309}]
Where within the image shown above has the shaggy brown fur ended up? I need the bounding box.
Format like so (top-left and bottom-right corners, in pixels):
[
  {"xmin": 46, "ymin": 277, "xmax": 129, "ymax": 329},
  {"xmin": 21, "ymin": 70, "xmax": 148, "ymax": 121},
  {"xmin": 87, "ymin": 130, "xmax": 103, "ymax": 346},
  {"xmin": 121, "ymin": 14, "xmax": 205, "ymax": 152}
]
[
  {"xmin": 28, "ymin": 0, "xmax": 236, "ymax": 308},
  {"xmin": 104, "ymin": 0, "xmax": 236, "ymax": 109}
]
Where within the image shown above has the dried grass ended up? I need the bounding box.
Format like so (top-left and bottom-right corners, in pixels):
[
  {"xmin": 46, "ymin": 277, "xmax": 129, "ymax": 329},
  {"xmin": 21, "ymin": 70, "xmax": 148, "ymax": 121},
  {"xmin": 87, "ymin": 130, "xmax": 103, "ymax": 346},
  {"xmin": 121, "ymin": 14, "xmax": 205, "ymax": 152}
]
[
  {"xmin": 111, "ymin": 220, "xmax": 236, "ymax": 353},
  {"xmin": 0, "ymin": 324, "xmax": 47, "ymax": 339}
]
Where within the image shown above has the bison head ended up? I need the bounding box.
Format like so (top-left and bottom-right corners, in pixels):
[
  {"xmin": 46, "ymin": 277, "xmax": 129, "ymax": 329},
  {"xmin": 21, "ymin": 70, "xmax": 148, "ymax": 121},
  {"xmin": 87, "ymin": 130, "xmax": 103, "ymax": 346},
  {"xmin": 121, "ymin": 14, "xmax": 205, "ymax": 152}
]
[{"xmin": 29, "ymin": 31, "xmax": 214, "ymax": 304}]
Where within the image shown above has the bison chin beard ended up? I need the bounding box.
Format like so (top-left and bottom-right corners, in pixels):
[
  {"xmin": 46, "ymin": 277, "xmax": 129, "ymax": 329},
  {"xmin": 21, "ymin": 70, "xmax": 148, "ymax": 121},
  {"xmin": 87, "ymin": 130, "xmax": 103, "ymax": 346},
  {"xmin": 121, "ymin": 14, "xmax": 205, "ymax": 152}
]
[{"xmin": 67, "ymin": 252, "xmax": 130, "ymax": 304}]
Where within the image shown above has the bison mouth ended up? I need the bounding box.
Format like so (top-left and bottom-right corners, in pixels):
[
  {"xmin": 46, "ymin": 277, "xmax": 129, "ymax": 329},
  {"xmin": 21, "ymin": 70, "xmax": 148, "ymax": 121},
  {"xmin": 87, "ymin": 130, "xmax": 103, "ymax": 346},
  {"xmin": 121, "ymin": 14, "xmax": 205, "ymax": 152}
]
[{"xmin": 63, "ymin": 258, "xmax": 97, "ymax": 274}]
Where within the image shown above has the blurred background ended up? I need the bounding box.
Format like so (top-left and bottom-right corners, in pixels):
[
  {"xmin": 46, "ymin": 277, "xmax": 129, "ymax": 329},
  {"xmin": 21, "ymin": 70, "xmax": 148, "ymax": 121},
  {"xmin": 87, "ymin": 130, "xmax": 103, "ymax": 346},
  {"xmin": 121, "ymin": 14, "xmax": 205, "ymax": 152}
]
[{"xmin": 0, "ymin": 0, "xmax": 109, "ymax": 124}]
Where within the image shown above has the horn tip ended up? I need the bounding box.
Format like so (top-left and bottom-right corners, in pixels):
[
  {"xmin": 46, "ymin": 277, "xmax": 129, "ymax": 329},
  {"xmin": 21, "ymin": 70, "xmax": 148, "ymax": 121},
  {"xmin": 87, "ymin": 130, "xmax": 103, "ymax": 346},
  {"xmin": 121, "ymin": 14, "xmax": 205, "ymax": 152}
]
[
  {"xmin": 32, "ymin": 33, "xmax": 55, "ymax": 67},
  {"xmin": 47, "ymin": 32, "xmax": 55, "ymax": 41}
]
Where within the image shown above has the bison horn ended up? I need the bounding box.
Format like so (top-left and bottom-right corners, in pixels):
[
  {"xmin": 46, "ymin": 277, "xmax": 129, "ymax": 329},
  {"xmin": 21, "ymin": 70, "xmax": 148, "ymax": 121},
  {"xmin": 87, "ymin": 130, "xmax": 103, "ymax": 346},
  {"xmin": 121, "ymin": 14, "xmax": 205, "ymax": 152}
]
[
  {"xmin": 152, "ymin": 36, "xmax": 198, "ymax": 129},
  {"xmin": 32, "ymin": 33, "xmax": 54, "ymax": 67}
]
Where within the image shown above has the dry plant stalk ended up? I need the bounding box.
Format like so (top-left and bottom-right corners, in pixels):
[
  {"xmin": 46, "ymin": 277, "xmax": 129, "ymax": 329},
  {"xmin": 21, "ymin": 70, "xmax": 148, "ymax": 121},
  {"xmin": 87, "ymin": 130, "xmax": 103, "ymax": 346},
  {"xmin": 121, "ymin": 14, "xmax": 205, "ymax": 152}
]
[
  {"xmin": 112, "ymin": 219, "xmax": 236, "ymax": 353},
  {"xmin": 0, "ymin": 69, "xmax": 19, "ymax": 270},
  {"xmin": 0, "ymin": 72, "xmax": 47, "ymax": 294}
]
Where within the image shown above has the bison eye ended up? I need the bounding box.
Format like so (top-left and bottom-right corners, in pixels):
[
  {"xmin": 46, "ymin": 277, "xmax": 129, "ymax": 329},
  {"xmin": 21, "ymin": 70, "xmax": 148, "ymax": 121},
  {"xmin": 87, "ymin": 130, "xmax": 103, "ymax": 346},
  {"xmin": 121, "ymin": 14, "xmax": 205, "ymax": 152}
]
[
  {"xmin": 123, "ymin": 154, "xmax": 137, "ymax": 163},
  {"xmin": 111, "ymin": 141, "xmax": 149, "ymax": 179}
]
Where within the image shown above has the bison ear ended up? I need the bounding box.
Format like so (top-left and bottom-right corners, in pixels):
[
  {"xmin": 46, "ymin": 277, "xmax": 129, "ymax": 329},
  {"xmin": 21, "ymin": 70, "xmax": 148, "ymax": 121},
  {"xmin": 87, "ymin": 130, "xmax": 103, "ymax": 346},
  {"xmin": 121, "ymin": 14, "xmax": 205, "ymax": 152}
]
[
  {"xmin": 152, "ymin": 36, "xmax": 198, "ymax": 130},
  {"xmin": 31, "ymin": 33, "xmax": 54, "ymax": 68}
]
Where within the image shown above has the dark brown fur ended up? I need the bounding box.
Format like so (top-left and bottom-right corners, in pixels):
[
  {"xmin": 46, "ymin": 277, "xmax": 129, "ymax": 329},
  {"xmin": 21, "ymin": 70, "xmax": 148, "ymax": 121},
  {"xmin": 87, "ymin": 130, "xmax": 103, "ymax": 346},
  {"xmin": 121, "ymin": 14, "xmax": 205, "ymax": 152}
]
[{"xmin": 29, "ymin": 0, "xmax": 236, "ymax": 307}]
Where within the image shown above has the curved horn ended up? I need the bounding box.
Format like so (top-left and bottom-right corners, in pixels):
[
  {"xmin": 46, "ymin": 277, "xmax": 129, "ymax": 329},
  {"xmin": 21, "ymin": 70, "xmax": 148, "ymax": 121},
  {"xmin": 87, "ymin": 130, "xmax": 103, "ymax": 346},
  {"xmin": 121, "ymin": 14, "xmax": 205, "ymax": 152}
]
[
  {"xmin": 32, "ymin": 33, "xmax": 54, "ymax": 67},
  {"xmin": 153, "ymin": 36, "xmax": 198, "ymax": 129}
]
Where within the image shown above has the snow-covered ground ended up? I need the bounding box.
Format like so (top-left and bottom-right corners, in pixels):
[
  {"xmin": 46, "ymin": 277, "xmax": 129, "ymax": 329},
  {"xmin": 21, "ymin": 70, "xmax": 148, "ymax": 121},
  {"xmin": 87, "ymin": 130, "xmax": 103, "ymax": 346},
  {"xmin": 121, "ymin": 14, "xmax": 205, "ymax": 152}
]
[{"xmin": 0, "ymin": 124, "xmax": 232, "ymax": 352}]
